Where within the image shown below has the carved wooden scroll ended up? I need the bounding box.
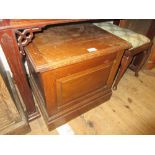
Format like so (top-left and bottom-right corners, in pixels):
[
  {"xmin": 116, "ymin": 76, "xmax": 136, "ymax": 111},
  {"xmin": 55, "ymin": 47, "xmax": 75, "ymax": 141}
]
[{"xmin": 15, "ymin": 28, "xmax": 42, "ymax": 55}]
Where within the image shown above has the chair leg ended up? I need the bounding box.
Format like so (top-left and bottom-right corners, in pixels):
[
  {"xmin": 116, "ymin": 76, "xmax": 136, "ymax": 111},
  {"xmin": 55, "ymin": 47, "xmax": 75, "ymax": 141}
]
[
  {"xmin": 113, "ymin": 54, "xmax": 132, "ymax": 90},
  {"xmin": 135, "ymin": 46, "xmax": 152, "ymax": 77}
]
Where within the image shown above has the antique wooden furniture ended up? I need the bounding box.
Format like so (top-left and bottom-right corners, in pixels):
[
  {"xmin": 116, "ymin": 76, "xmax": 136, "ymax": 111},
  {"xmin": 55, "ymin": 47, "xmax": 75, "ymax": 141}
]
[
  {"xmin": 0, "ymin": 19, "xmax": 90, "ymax": 121},
  {"xmin": 0, "ymin": 56, "xmax": 30, "ymax": 134},
  {"xmin": 25, "ymin": 23, "xmax": 131, "ymax": 130},
  {"xmin": 94, "ymin": 22, "xmax": 152, "ymax": 89}
]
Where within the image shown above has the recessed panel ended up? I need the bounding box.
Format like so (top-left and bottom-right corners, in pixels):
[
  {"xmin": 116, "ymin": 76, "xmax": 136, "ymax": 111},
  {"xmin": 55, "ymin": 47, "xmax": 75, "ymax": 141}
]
[{"xmin": 56, "ymin": 64, "xmax": 111, "ymax": 107}]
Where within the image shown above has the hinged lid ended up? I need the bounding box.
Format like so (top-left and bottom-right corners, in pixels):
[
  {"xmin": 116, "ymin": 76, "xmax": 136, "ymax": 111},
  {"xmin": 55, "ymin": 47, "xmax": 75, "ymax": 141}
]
[{"xmin": 26, "ymin": 23, "xmax": 131, "ymax": 72}]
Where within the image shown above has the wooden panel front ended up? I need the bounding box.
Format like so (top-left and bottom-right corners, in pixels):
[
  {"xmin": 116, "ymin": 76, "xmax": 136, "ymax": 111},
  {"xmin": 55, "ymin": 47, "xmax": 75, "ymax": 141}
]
[
  {"xmin": 56, "ymin": 64, "xmax": 111, "ymax": 107},
  {"xmin": 40, "ymin": 53, "xmax": 117, "ymax": 116}
]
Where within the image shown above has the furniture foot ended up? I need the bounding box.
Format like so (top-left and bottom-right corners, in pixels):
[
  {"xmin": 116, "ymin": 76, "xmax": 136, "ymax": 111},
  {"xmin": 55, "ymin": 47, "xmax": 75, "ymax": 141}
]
[
  {"xmin": 113, "ymin": 85, "xmax": 117, "ymax": 90},
  {"xmin": 113, "ymin": 54, "xmax": 132, "ymax": 90},
  {"xmin": 135, "ymin": 72, "xmax": 139, "ymax": 77}
]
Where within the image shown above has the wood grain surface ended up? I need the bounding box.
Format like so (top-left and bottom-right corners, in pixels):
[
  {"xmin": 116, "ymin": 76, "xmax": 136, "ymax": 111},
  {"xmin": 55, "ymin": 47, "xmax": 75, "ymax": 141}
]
[{"xmin": 26, "ymin": 23, "xmax": 131, "ymax": 72}]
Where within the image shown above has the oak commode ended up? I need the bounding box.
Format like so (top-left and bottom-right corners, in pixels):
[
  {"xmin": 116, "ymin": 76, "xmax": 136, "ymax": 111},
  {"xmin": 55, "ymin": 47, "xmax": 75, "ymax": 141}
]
[{"xmin": 25, "ymin": 23, "xmax": 131, "ymax": 130}]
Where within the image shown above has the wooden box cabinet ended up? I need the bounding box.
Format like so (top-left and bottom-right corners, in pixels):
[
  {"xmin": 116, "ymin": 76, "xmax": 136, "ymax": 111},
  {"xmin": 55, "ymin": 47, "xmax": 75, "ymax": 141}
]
[{"xmin": 25, "ymin": 23, "xmax": 131, "ymax": 130}]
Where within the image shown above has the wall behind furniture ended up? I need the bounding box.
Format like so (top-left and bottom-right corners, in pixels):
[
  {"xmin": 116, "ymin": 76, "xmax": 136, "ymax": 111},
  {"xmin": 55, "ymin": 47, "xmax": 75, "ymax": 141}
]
[{"xmin": 121, "ymin": 19, "xmax": 152, "ymax": 35}]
